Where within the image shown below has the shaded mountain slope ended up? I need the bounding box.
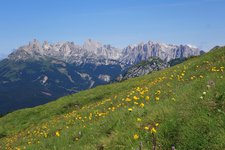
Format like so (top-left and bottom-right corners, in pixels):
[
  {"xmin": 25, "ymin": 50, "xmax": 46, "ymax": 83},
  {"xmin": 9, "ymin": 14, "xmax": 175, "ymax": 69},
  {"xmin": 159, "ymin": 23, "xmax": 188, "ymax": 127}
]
[{"xmin": 0, "ymin": 58, "xmax": 122, "ymax": 114}]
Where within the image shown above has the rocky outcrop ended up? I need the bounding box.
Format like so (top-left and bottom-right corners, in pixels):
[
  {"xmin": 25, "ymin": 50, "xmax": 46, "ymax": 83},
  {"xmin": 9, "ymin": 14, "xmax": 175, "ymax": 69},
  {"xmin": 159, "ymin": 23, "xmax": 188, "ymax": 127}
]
[{"xmin": 122, "ymin": 57, "xmax": 169, "ymax": 80}]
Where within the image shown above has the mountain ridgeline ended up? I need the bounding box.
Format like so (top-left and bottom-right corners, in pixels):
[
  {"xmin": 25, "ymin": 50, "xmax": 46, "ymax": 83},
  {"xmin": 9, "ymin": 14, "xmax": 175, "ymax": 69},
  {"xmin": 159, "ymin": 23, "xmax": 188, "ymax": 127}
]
[{"xmin": 0, "ymin": 39, "xmax": 200, "ymax": 114}]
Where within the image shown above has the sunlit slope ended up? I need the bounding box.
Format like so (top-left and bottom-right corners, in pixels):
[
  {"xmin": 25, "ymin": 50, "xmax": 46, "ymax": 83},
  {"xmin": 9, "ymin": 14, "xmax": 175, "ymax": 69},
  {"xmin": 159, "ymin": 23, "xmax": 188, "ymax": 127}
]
[{"xmin": 0, "ymin": 47, "xmax": 224, "ymax": 149}]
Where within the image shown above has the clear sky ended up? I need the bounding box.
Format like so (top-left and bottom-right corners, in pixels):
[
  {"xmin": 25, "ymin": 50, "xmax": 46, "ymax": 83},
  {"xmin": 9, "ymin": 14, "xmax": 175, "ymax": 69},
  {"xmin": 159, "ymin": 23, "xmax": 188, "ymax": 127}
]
[{"xmin": 0, "ymin": 0, "xmax": 225, "ymax": 58}]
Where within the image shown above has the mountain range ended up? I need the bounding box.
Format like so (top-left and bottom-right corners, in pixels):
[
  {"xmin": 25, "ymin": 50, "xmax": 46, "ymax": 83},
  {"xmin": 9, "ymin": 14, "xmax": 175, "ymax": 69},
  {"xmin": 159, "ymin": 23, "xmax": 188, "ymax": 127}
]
[
  {"xmin": 9, "ymin": 39, "xmax": 200, "ymax": 65},
  {"xmin": 0, "ymin": 39, "xmax": 200, "ymax": 115}
]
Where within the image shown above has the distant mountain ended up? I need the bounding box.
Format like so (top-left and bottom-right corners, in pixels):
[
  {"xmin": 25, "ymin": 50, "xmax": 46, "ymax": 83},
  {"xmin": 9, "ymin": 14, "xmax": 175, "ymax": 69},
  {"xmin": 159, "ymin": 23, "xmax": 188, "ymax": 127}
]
[
  {"xmin": 120, "ymin": 41, "xmax": 200, "ymax": 65},
  {"xmin": 9, "ymin": 39, "xmax": 122, "ymax": 65},
  {"xmin": 0, "ymin": 39, "xmax": 201, "ymax": 115}
]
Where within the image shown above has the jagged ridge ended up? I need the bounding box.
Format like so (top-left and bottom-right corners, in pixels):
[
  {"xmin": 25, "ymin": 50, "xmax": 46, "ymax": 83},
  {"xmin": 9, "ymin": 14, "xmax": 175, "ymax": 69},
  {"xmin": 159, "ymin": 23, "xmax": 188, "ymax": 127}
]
[{"xmin": 8, "ymin": 39, "xmax": 200, "ymax": 66}]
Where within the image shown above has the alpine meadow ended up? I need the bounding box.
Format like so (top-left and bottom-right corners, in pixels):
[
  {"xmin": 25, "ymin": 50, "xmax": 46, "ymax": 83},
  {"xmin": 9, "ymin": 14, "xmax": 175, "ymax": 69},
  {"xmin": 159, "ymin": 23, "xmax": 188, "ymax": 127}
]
[{"xmin": 0, "ymin": 0, "xmax": 225, "ymax": 150}]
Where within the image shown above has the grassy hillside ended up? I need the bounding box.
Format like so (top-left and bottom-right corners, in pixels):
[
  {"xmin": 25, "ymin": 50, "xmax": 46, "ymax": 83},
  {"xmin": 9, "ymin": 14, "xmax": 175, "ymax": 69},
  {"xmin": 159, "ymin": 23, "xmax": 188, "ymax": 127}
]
[{"xmin": 0, "ymin": 47, "xmax": 225, "ymax": 149}]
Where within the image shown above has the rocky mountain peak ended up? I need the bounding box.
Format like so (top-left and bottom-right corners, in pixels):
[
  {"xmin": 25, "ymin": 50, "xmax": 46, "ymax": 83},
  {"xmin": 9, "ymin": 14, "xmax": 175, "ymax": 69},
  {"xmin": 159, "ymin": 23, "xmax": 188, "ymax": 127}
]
[
  {"xmin": 83, "ymin": 39, "xmax": 102, "ymax": 51},
  {"xmin": 42, "ymin": 41, "xmax": 50, "ymax": 50},
  {"xmin": 28, "ymin": 39, "xmax": 41, "ymax": 49},
  {"xmin": 147, "ymin": 40, "xmax": 154, "ymax": 45}
]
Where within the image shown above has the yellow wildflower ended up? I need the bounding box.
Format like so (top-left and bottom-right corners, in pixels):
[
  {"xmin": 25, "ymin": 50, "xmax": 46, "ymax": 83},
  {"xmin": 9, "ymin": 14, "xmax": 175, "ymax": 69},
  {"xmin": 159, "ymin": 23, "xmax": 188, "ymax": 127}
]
[
  {"xmin": 140, "ymin": 91, "xmax": 145, "ymax": 95},
  {"xmin": 55, "ymin": 131, "xmax": 60, "ymax": 137},
  {"xmin": 128, "ymin": 108, "xmax": 133, "ymax": 112},
  {"xmin": 155, "ymin": 123, "xmax": 159, "ymax": 127},
  {"xmin": 44, "ymin": 133, "xmax": 48, "ymax": 138},
  {"xmin": 134, "ymin": 102, "xmax": 139, "ymax": 105},
  {"xmin": 133, "ymin": 134, "xmax": 139, "ymax": 140},
  {"xmin": 140, "ymin": 103, "xmax": 145, "ymax": 108},
  {"xmin": 145, "ymin": 96, "xmax": 150, "ymax": 101},
  {"xmin": 133, "ymin": 96, "xmax": 139, "ymax": 100},
  {"xmin": 155, "ymin": 97, "xmax": 160, "ymax": 101},
  {"xmin": 112, "ymin": 107, "xmax": 115, "ymax": 111},
  {"xmin": 211, "ymin": 67, "xmax": 217, "ymax": 72},
  {"xmin": 137, "ymin": 118, "xmax": 142, "ymax": 122},
  {"xmin": 144, "ymin": 126, "xmax": 149, "ymax": 130},
  {"xmin": 155, "ymin": 90, "xmax": 161, "ymax": 95},
  {"xmin": 151, "ymin": 127, "xmax": 157, "ymax": 134},
  {"xmin": 125, "ymin": 97, "xmax": 132, "ymax": 102}
]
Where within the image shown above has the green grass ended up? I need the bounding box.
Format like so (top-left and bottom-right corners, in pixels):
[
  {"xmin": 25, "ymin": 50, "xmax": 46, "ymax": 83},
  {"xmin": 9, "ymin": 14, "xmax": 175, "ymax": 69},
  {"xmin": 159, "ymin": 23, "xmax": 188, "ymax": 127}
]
[{"xmin": 0, "ymin": 47, "xmax": 225, "ymax": 150}]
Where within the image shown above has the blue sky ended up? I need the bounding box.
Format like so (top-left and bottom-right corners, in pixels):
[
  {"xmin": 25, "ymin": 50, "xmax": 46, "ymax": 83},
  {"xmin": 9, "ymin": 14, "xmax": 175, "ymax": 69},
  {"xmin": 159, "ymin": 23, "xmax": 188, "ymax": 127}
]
[{"xmin": 0, "ymin": 0, "xmax": 225, "ymax": 58}]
